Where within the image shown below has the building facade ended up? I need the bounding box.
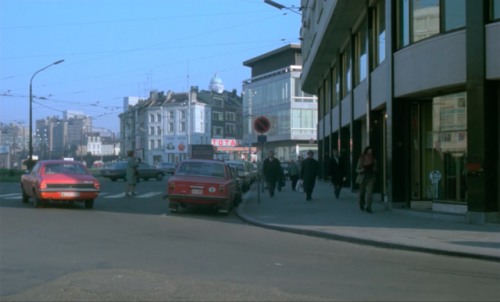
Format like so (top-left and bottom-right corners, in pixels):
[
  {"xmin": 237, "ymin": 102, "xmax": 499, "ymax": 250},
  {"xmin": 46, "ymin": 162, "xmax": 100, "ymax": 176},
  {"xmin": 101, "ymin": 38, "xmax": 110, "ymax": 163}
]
[
  {"xmin": 242, "ymin": 44, "xmax": 318, "ymax": 162},
  {"xmin": 300, "ymin": 0, "xmax": 500, "ymax": 224}
]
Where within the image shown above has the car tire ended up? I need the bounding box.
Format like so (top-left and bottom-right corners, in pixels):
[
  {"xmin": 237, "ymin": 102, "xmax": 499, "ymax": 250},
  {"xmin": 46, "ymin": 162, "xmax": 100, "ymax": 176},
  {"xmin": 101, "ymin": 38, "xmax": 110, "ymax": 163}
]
[
  {"xmin": 84, "ymin": 199, "xmax": 94, "ymax": 209},
  {"xmin": 156, "ymin": 173, "xmax": 164, "ymax": 181},
  {"xmin": 144, "ymin": 178, "xmax": 149, "ymax": 181},
  {"xmin": 111, "ymin": 178, "xmax": 117, "ymax": 182},
  {"xmin": 33, "ymin": 192, "xmax": 44, "ymax": 208},
  {"xmin": 22, "ymin": 188, "xmax": 29, "ymax": 203}
]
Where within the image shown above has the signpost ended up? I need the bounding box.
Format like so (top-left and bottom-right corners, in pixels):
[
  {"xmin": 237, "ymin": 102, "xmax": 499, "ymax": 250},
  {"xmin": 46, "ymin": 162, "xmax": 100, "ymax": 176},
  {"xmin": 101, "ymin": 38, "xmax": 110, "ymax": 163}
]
[
  {"xmin": 254, "ymin": 116, "xmax": 271, "ymax": 205},
  {"xmin": 430, "ymin": 170, "xmax": 442, "ymax": 199}
]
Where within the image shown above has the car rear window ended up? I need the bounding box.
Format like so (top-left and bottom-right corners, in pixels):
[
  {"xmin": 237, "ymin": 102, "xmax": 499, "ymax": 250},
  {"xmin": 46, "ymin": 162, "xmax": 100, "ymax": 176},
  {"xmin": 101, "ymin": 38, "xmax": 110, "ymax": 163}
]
[
  {"xmin": 176, "ymin": 162, "xmax": 226, "ymax": 178},
  {"xmin": 112, "ymin": 162, "xmax": 127, "ymax": 169},
  {"xmin": 43, "ymin": 164, "xmax": 88, "ymax": 175}
]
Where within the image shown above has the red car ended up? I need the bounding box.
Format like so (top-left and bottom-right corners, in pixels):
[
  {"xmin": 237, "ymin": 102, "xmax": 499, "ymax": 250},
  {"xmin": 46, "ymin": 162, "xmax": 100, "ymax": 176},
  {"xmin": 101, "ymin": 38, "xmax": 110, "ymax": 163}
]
[
  {"xmin": 164, "ymin": 159, "xmax": 237, "ymax": 215},
  {"xmin": 20, "ymin": 160, "xmax": 100, "ymax": 209}
]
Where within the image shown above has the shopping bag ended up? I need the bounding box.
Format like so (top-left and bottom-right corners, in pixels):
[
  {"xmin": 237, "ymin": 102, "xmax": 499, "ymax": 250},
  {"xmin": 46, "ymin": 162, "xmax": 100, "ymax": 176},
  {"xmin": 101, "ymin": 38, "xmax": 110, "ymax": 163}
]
[{"xmin": 295, "ymin": 180, "xmax": 302, "ymax": 191}]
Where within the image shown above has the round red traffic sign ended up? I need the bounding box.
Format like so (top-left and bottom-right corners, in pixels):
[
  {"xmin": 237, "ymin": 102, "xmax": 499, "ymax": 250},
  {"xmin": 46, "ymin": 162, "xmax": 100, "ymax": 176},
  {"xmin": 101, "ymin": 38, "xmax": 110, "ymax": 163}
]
[{"xmin": 253, "ymin": 116, "xmax": 270, "ymax": 134}]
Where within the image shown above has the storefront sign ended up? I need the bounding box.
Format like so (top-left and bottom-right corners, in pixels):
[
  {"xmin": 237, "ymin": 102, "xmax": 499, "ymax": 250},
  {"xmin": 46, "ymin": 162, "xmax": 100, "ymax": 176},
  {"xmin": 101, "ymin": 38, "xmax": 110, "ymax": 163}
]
[
  {"xmin": 165, "ymin": 136, "xmax": 187, "ymax": 154},
  {"xmin": 211, "ymin": 139, "xmax": 242, "ymax": 147}
]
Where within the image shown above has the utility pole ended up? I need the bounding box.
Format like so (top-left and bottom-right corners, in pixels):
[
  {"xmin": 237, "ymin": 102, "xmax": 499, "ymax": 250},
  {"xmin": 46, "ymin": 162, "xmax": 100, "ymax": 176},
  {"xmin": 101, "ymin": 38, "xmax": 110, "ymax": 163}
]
[
  {"xmin": 113, "ymin": 132, "xmax": 116, "ymax": 156},
  {"xmin": 80, "ymin": 127, "xmax": 84, "ymax": 162}
]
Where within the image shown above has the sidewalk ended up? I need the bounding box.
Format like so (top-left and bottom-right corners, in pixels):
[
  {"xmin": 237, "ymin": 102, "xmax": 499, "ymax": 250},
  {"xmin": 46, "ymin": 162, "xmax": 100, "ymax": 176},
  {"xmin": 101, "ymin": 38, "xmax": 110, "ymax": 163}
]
[{"xmin": 236, "ymin": 181, "xmax": 500, "ymax": 262}]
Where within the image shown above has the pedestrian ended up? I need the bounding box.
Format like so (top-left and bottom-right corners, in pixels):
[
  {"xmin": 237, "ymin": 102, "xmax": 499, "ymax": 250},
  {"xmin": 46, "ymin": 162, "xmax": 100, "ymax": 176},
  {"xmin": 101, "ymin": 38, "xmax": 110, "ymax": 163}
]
[
  {"xmin": 125, "ymin": 150, "xmax": 138, "ymax": 197},
  {"xmin": 288, "ymin": 159, "xmax": 299, "ymax": 191},
  {"xmin": 262, "ymin": 150, "xmax": 281, "ymax": 197},
  {"xmin": 300, "ymin": 150, "xmax": 319, "ymax": 201},
  {"xmin": 329, "ymin": 149, "xmax": 346, "ymax": 199},
  {"xmin": 356, "ymin": 146, "xmax": 377, "ymax": 213}
]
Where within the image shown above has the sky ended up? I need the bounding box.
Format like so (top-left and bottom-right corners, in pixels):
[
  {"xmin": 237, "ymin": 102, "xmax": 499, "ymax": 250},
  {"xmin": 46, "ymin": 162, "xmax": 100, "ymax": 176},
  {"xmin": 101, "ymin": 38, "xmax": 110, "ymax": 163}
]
[{"xmin": 0, "ymin": 0, "xmax": 302, "ymax": 133}]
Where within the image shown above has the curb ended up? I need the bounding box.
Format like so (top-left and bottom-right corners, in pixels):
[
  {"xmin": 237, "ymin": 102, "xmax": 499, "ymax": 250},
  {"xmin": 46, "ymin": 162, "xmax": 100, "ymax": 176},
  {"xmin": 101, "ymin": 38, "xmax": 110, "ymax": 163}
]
[{"xmin": 235, "ymin": 186, "xmax": 500, "ymax": 263}]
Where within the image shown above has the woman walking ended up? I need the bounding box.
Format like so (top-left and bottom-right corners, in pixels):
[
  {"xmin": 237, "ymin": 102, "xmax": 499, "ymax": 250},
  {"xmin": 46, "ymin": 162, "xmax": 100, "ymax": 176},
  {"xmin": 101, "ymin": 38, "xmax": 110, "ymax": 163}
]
[
  {"xmin": 288, "ymin": 159, "xmax": 299, "ymax": 191},
  {"xmin": 125, "ymin": 150, "xmax": 138, "ymax": 197},
  {"xmin": 356, "ymin": 146, "xmax": 376, "ymax": 213}
]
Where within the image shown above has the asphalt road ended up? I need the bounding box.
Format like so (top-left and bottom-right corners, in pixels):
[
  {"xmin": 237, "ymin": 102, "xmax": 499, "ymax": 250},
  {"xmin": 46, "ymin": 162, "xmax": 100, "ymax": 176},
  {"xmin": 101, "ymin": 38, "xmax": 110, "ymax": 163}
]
[{"xmin": 1, "ymin": 177, "xmax": 499, "ymax": 301}]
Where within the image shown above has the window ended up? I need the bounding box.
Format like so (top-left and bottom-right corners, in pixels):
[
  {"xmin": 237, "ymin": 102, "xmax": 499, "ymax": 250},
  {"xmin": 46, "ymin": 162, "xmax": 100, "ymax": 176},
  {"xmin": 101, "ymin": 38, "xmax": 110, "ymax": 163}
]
[
  {"xmin": 168, "ymin": 123, "xmax": 174, "ymax": 132},
  {"xmin": 168, "ymin": 111, "xmax": 174, "ymax": 119},
  {"xmin": 492, "ymin": 0, "xmax": 500, "ymax": 21},
  {"xmin": 157, "ymin": 114, "xmax": 161, "ymax": 122},
  {"xmin": 180, "ymin": 111, "xmax": 186, "ymax": 119},
  {"xmin": 179, "ymin": 122, "xmax": 186, "ymax": 132},
  {"xmin": 341, "ymin": 46, "xmax": 351, "ymax": 98},
  {"xmin": 213, "ymin": 99, "xmax": 223, "ymax": 107},
  {"xmin": 397, "ymin": 0, "xmax": 465, "ymax": 50},
  {"xmin": 150, "ymin": 140, "xmax": 154, "ymax": 150},
  {"xmin": 150, "ymin": 114, "xmax": 155, "ymax": 122},
  {"xmin": 150, "ymin": 127, "xmax": 155, "ymax": 135},
  {"xmin": 201, "ymin": 110, "xmax": 203, "ymax": 120},
  {"xmin": 355, "ymin": 19, "xmax": 368, "ymax": 85},
  {"xmin": 226, "ymin": 112, "xmax": 235, "ymax": 122},
  {"xmin": 213, "ymin": 126, "xmax": 223, "ymax": 136},
  {"xmin": 318, "ymin": 88, "xmax": 323, "ymax": 119},
  {"xmin": 213, "ymin": 111, "xmax": 223, "ymax": 121},
  {"xmin": 236, "ymin": 114, "xmax": 241, "ymax": 122},
  {"xmin": 157, "ymin": 126, "xmax": 162, "ymax": 135},
  {"xmin": 324, "ymin": 77, "xmax": 330, "ymax": 114},
  {"xmin": 157, "ymin": 139, "xmax": 161, "ymax": 149},
  {"xmin": 372, "ymin": 0, "xmax": 386, "ymax": 68},
  {"xmin": 226, "ymin": 124, "xmax": 235, "ymax": 134},
  {"xmin": 330, "ymin": 67, "xmax": 338, "ymax": 108}
]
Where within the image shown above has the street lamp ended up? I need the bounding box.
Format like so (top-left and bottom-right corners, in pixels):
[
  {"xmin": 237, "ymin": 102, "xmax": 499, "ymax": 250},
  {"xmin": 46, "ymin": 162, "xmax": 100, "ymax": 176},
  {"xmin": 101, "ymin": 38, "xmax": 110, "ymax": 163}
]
[
  {"xmin": 242, "ymin": 89, "xmax": 257, "ymax": 161},
  {"xmin": 264, "ymin": 0, "xmax": 302, "ymax": 15},
  {"xmin": 28, "ymin": 59, "xmax": 64, "ymax": 168}
]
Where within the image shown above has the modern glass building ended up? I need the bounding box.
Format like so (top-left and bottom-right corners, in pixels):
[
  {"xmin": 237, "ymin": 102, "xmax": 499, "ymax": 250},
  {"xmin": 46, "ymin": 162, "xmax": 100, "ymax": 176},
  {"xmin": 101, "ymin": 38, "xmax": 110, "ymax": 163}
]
[
  {"xmin": 300, "ymin": 0, "xmax": 500, "ymax": 224},
  {"xmin": 242, "ymin": 44, "xmax": 318, "ymax": 162}
]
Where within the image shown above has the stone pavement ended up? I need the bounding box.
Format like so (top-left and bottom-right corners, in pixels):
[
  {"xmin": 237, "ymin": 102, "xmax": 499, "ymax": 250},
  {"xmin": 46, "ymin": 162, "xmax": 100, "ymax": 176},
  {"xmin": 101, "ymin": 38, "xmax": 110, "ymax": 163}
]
[{"xmin": 236, "ymin": 181, "xmax": 500, "ymax": 262}]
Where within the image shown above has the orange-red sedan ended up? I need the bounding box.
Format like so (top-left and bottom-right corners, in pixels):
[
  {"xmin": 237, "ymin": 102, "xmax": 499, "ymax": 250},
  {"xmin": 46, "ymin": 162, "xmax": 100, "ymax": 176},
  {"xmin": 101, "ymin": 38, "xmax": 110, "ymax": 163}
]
[
  {"xmin": 164, "ymin": 159, "xmax": 237, "ymax": 215},
  {"xmin": 20, "ymin": 160, "xmax": 100, "ymax": 209}
]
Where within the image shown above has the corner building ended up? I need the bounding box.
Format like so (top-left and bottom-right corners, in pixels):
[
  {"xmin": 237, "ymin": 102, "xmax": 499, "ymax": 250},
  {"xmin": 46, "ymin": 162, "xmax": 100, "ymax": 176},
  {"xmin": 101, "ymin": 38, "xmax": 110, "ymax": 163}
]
[{"xmin": 300, "ymin": 0, "xmax": 500, "ymax": 224}]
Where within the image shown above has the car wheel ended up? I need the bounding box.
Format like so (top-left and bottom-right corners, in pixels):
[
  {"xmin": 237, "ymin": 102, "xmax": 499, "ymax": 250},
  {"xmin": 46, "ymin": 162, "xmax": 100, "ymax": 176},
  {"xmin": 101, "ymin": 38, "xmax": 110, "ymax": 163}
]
[
  {"xmin": 111, "ymin": 178, "xmax": 117, "ymax": 182},
  {"xmin": 156, "ymin": 173, "xmax": 164, "ymax": 181},
  {"xmin": 84, "ymin": 199, "xmax": 94, "ymax": 209},
  {"xmin": 144, "ymin": 178, "xmax": 149, "ymax": 181},
  {"xmin": 33, "ymin": 192, "xmax": 44, "ymax": 208},
  {"xmin": 22, "ymin": 187, "xmax": 29, "ymax": 203}
]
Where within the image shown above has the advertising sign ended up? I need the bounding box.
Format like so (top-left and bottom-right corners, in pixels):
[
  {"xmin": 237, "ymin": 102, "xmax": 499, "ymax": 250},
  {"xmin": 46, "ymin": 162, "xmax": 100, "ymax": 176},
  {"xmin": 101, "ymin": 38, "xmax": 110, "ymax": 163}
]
[
  {"xmin": 211, "ymin": 139, "xmax": 242, "ymax": 147},
  {"xmin": 189, "ymin": 145, "xmax": 214, "ymax": 159},
  {"xmin": 165, "ymin": 136, "xmax": 187, "ymax": 154}
]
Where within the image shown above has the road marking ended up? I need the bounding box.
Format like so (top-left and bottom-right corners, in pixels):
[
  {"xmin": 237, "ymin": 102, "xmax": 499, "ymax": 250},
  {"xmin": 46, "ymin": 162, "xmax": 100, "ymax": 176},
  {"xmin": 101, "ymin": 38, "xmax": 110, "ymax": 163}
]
[
  {"xmin": 104, "ymin": 193, "xmax": 126, "ymax": 198},
  {"xmin": 98, "ymin": 192, "xmax": 109, "ymax": 196},
  {"xmin": 0, "ymin": 193, "xmax": 20, "ymax": 197},
  {"xmin": 4, "ymin": 195, "xmax": 22, "ymax": 200},
  {"xmin": 135, "ymin": 192, "xmax": 163, "ymax": 198}
]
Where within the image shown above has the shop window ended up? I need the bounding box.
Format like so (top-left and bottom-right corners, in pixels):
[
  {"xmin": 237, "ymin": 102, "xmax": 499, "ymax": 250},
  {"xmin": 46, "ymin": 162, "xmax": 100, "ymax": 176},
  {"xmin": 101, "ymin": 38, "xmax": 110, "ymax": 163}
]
[{"xmin": 492, "ymin": 0, "xmax": 500, "ymax": 21}]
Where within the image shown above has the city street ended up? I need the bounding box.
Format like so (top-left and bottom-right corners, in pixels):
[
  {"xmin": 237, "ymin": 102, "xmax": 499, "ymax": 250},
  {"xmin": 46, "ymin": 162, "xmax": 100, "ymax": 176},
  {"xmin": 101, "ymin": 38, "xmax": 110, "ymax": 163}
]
[{"xmin": 1, "ymin": 178, "xmax": 499, "ymax": 301}]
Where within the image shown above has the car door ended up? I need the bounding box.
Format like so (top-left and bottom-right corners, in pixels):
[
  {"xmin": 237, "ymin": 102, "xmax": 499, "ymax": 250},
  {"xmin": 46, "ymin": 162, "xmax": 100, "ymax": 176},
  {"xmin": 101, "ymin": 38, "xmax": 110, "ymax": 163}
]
[
  {"xmin": 23, "ymin": 163, "xmax": 40, "ymax": 196},
  {"xmin": 139, "ymin": 162, "xmax": 154, "ymax": 177}
]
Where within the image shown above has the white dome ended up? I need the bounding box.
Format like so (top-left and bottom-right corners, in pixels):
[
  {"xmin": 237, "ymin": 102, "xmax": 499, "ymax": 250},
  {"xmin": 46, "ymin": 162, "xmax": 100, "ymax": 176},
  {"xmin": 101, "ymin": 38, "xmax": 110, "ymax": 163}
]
[{"xmin": 209, "ymin": 72, "xmax": 224, "ymax": 93}]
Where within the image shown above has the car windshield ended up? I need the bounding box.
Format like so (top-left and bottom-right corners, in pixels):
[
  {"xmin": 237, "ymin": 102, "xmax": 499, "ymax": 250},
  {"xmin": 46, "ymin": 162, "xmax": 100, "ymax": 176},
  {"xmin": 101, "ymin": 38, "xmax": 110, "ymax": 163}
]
[
  {"xmin": 112, "ymin": 162, "xmax": 127, "ymax": 169},
  {"xmin": 176, "ymin": 162, "xmax": 226, "ymax": 178},
  {"xmin": 43, "ymin": 164, "xmax": 88, "ymax": 175},
  {"xmin": 228, "ymin": 162, "xmax": 244, "ymax": 171}
]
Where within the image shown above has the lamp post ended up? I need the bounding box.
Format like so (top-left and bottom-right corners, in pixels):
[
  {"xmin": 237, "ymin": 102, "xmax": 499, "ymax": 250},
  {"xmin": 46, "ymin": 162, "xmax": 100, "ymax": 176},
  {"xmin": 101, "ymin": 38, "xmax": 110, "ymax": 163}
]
[
  {"xmin": 28, "ymin": 60, "xmax": 64, "ymax": 168},
  {"xmin": 264, "ymin": 0, "xmax": 302, "ymax": 15},
  {"xmin": 242, "ymin": 89, "xmax": 257, "ymax": 161}
]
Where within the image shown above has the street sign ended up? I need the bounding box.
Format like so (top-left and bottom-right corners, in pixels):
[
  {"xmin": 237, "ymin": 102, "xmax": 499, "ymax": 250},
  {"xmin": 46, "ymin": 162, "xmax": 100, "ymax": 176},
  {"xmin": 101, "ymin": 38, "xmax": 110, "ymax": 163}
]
[
  {"xmin": 258, "ymin": 135, "xmax": 267, "ymax": 143},
  {"xmin": 253, "ymin": 116, "xmax": 270, "ymax": 134}
]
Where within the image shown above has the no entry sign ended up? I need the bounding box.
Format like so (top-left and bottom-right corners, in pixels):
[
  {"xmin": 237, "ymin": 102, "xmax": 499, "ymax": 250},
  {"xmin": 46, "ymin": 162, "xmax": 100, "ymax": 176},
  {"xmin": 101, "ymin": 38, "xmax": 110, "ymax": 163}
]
[{"xmin": 253, "ymin": 116, "xmax": 270, "ymax": 134}]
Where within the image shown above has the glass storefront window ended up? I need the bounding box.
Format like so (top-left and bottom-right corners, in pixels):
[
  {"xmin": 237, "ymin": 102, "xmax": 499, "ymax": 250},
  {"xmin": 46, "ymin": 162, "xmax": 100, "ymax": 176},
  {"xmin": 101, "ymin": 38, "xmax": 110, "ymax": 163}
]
[
  {"xmin": 431, "ymin": 92, "xmax": 467, "ymax": 202},
  {"xmin": 325, "ymin": 77, "xmax": 330, "ymax": 113},
  {"xmin": 444, "ymin": 0, "xmax": 465, "ymax": 30},
  {"xmin": 318, "ymin": 88, "xmax": 323, "ymax": 119},
  {"xmin": 398, "ymin": 0, "xmax": 410, "ymax": 49},
  {"xmin": 331, "ymin": 67, "xmax": 337, "ymax": 108},
  {"xmin": 378, "ymin": 0, "xmax": 386, "ymax": 64},
  {"xmin": 492, "ymin": 0, "xmax": 500, "ymax": 21},
  {"xmin": 412, "ymin": 0, "xmax": 440, "ymax": 43}
]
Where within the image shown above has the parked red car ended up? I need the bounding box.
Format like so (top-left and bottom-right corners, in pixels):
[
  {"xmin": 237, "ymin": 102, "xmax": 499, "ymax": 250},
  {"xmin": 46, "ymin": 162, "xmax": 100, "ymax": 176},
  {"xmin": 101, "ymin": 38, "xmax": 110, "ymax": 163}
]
[
  {"xmin": 20, "ymin": 160, "xmax": 100, "ymax": 209},
  {"xmin": 163, "ymin": 159, "xmax": 237, "ymax": 215}
]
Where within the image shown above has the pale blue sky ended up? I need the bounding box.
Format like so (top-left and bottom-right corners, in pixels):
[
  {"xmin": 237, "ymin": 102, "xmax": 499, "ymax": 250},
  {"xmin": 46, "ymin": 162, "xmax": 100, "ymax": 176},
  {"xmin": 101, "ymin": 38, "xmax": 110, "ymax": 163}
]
[{"xmin": 0, "ymin": 0, "xmax": 301, "ymax": 132}]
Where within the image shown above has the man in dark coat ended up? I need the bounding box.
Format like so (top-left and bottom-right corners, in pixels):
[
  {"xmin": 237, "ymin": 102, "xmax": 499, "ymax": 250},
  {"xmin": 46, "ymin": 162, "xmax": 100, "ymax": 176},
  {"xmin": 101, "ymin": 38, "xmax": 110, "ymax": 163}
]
[
  {"xmin": 329, "ymin": 149, "xmax": 346, "ymax": 199},
  {"xmin": 300, "ymin": 150, "xmax": 319, "ymax": 201},
  {"xmin": 262, "ymin": 150, "xmax": 281, "ymax": 197}
]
